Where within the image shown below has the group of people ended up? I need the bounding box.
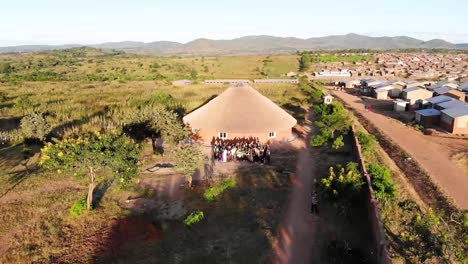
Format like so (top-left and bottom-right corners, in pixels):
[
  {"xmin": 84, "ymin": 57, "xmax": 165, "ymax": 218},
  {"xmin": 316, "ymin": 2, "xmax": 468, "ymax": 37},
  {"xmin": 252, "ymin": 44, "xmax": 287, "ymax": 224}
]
[{"xmin": 211, "ymin": 137, "xmax": 271, "ymax": 164}]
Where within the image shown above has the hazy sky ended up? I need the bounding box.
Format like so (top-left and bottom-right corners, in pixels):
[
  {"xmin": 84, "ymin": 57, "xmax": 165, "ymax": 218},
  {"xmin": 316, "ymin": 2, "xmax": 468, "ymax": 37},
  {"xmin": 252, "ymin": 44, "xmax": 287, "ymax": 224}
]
[{"xmin": 1, "ymin": 0, "xmax": 467, "ymax": 46}]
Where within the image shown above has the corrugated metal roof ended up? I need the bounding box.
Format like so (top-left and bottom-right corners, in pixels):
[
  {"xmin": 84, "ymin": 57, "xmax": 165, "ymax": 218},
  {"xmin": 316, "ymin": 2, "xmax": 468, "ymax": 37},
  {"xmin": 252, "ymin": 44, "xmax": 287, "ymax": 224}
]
[
  {"xmin": 438, "ymin": 100, "xmax": 467, "ymax": 109},
  {"xmin": 433, "ymin": 86, "xmax": 453, "ymax": 94},
  {"xmin": 441, "ymin": 106, "xmax": 468, "ymax": 118},
  {"xmin": 427, "ymin": 95, "xmax": 454, "ymax": 104},
  {"xmin": 415, "ymin": 109, "xmax": 441, "ymax": 116},
  {"xmin": 403, "ymin": 87, "xmax": 424, "ymax": 93}
]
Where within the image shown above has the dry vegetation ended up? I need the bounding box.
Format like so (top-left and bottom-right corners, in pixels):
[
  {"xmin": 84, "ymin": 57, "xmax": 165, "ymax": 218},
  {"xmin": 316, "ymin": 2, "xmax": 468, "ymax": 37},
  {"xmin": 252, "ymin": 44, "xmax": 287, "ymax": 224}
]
[{"xmin": 0, "ymin": 48, "xmax": 307, "ymax": 262}]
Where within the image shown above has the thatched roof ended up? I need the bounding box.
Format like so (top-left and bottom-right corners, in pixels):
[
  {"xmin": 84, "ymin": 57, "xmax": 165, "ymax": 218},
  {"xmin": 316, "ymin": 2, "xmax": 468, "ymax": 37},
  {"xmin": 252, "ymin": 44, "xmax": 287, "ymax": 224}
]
[{"xmin": 183, "ymin": 84, "xmax": 297, "ymax": 133}]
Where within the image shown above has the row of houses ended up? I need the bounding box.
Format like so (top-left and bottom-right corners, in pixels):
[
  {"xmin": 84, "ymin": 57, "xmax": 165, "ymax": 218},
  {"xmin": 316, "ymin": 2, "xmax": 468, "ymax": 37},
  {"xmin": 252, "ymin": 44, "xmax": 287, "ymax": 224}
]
[
  {"xmin": 315, "ymin": 52, "xmax": 468, "ymax": 81},
  {"xmin": 355, "ymin": 79, "xmax": 468, "ymax": 134}
]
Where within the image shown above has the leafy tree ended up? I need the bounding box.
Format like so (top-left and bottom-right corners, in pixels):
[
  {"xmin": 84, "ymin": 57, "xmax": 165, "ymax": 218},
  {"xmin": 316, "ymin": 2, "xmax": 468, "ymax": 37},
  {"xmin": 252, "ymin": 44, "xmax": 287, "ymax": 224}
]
[
  {"xmin": 114, "ymin": 105, "xmax": 186, "ymax": 145},
  {"xmin": 20, "ymin": 112, "xmax": 51, "ymax": 142},
  {"xmin": 174, "ymin": 143, "xmax": 204, "ymax": 187},
  {"xmin": 298, "ymin": 53, "xmax": 311, "ymax": 72},
  {"xmin": 39, "ymin": 132, "xmax": 142, "ymax": 210},
  {"xmin": 367, "ymin": 163, "xmax": 397, "ymax": 201},
  {"xmin": 315, "ymin": 102, "xmax": 352, "ymax": 138}
]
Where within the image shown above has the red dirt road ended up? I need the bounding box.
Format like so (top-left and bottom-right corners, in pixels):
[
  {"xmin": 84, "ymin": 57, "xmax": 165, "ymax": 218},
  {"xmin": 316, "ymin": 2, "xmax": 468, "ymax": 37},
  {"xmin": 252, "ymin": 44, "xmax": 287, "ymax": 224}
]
[
  {"xmin": 334, "ymin": 90, "xmax": 468, "ymax": 209},
  {"xmin": 272, "ymin": 112, "xmax": 319, "ymax": 264}
]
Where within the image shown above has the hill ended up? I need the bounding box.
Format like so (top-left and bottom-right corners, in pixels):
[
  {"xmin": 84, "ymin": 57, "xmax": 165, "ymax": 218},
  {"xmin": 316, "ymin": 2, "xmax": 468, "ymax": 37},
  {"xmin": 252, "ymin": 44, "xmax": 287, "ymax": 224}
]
[{"xmin": 0, "ymin": 33, "xmax": 466, "ymax": 55}]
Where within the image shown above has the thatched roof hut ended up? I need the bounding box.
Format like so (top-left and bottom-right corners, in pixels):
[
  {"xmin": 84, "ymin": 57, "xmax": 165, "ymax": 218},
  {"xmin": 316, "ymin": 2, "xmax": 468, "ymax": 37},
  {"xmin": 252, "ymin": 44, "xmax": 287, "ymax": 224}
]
[{"xmin": 183, "ymin": 84, "xmax": 297, "ymax": 142}]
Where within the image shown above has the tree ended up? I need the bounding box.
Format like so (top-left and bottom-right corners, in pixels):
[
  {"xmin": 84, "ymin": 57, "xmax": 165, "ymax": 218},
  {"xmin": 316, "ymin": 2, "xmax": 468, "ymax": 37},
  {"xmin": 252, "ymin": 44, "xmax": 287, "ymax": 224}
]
[
  {"xmin": 298, "ymin": 53, "xmax": 311, "ymax": 72},
  {"xmin": 174, "ymin": 143, "xmax": 204, "ymax": 187},
  {"xmin": 39, "ymin": 132, "xmax": 142, "ymax": 210},
  {"xmin": 20, "ymin": 113, "xmax": 51, "ymax": 142},
  {"xmin": 114, "ymin": 105, "xmax": 187, "ymax": 145},
  {"xmin": 315, "ymin": 102, "xmax": 352, "ymax": 138}
]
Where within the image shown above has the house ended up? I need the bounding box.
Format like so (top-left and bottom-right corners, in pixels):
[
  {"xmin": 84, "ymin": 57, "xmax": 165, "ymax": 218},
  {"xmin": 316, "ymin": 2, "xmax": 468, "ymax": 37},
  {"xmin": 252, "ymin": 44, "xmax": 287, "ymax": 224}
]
[
  {"xmin": 415, "ymin": 108, "xmax": 441, "ymax": 127},
  {"xmin": 406, "ymin": 81, "xmax": 425, "ymax": 89},
  {"xmin": 374, "ymin": 88, "xmax": 390, "ymax": 100},
  {"xmin": 427, "ymin": 82, "xmax": 447, "ymax": 91},
  {"xmin": 372, "ymin": 82, "xmax": 402, "ymax": 99},
  {"xmin": 394, "ymin": 100, "xmax": 409, "ymax": 112},
  {"xmin": 345, "ymin": 79, "xmax": 361, "ymax": 88},
  {"xmin": 401, "ymin": 87, "xmax": 433, "ymax": 105},
  {"xmin": 171, "ymin": 79, "xmax": 193, "ymax": 86},
  {"xmin": 426, "ymin": 95, "xmax": 454, "ymax": 108},
  {"xmin": 445, "ymin": 89, "xmax": 466, "ymax": 101},
  {"xmin": 459, "ymin": 83, "xmax": 468, "ymax": 92},
  {"xmin": 435, "ymin": 99, "xmax": 467, "ymax": 110},
  {"xmin": 366, "ymin": 79, "xmax": 384, "ymax": 87},
  {"xmin": 314, "ymin": 70, "xmax": 351, "ymax": 77},
  {"xmin": 433, "ymin": 86, "xmax": 453, "ymax": 96},
  {"xmin": 440, "ymin": 106, "xmax": 468, "ymax": 134},
  {"xmin": 183, "ymin": 83, "xmax": 297, "ymax": 142},
  {"xmin": 388, "ymin": 80, "xmax": 407, "ymax": 87},
  {"xmin": 443, "ymin": 82, "xmax": 459, "ymax": 89}
]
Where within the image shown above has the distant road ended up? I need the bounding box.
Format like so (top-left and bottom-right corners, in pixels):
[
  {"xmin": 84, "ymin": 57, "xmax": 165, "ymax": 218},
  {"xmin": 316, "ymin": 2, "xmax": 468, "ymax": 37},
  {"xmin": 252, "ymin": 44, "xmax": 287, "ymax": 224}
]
[{"xmin": 334, "ymin": 90, "xmax": 468, "ymax": 209}]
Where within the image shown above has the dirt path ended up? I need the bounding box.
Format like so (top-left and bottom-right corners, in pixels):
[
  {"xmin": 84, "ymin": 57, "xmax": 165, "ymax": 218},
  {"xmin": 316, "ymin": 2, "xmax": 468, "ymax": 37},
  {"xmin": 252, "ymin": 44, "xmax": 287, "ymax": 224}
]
[
  {"xmin": 272, "ymin": 111, "xmax": 319, "ymax": 264},
  {"xmin": 334, "ymin": 90, "xmax": 468, "ymax": 209}
]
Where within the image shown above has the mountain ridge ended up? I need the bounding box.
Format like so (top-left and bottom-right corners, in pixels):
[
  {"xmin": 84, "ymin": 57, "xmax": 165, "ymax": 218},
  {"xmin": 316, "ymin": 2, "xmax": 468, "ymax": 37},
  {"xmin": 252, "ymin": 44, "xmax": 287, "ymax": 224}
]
[{"xmin": 0, "ymin": 33, "xmax": 466, "ymax": 55}]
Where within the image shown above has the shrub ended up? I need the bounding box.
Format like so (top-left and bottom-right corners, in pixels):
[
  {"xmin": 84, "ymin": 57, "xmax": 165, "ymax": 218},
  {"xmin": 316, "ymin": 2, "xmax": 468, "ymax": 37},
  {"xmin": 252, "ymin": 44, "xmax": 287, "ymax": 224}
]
[
  {"xmin": 20, "ymin": 112, "xmax": 51, "ymax": 142},
  {"xmin": 355, "ymin": 131, "xmax": 377, "ymax": 155},
  {"xmin": 311, "ymin": 131, "xmax": 330, "ymax": 147},
  {"xmin": 332, "ymin": 135, "xmax": 345, "ymax": 150},
  {"xmin": 367, "ymin": 163, "xmax": 397, "ymax": 201},
  {"xmin": 184, "ymin": 210, "xmax": 204, "ymax": 226},
  {"xmin": 310, "ymin": 88, "xmax": 324, "ymax": 103},
  {"xmin": 204, "ymin": 179, "xmax": 236, "ymax": 202},
  {"xmin": 321, "ymin": 162, "xmax": 363, "ymax": 197},
  {"xmin": 70, "ymin": 198, "xmax": 87, "ymax": 218}
]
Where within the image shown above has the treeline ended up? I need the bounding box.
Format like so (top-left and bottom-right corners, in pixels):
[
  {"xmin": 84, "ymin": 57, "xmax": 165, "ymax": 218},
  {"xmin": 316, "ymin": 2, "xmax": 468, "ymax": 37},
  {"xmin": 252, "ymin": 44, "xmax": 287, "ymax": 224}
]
[{"xmin": 309, "ymin": 54, "xmax": 374, "ymax": 63}]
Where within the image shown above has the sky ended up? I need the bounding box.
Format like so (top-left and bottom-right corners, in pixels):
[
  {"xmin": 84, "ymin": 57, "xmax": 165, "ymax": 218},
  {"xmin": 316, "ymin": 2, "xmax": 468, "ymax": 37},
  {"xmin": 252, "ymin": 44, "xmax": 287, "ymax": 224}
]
[{"xmin": 1, "ymin": 0, "xmax": 467, "ymax": 46}]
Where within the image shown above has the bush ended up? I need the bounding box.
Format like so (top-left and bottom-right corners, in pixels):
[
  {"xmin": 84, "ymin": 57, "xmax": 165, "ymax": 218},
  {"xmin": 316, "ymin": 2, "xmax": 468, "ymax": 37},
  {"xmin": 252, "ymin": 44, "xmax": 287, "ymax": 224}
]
[
  {"xmin": 355, "ymin": 131, "xmax": 377, "ymax": 155},
  {"xmin": 321, "ymin": 162, "xmax": 363, "ymax": 198},
  {"xmin": 332, "ymin": 135, "xmax": 344, "ymax": 150},
  {"xmin": 367, "ymin": 163, "xmax": 397, "ymax": 201},
  {"xmin": 184, "ymin": 210, "xmax": 204, "ymax": 226},
  {"xmin": 311, "ymin": 131, "xmax": 330, "ymax": 147},
  {"xmin": 70, "ymin": 198, "xmax": 87, "ymax": 217},
  {"xmin": 204, "ymin": 179, "xmax": 236, "ymax": 202},
  {"xmin": 20, "ymin": 112, "xmax": 51, "ymax": 142}
]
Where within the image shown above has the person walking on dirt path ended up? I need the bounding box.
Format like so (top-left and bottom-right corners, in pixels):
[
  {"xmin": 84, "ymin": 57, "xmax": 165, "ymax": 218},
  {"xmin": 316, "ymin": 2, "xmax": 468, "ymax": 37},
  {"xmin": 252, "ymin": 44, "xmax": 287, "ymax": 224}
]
[{"xmin": 310, "ymin": 191, "xmax": 318, "ymax": 215}]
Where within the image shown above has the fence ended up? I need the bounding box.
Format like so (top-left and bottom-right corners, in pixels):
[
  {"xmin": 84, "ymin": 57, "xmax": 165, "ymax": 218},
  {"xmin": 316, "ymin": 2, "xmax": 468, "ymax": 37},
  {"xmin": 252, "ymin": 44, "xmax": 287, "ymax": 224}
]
[{"xmin": 350, "ymin": 125, "xmax": 392, "ymax": 264}]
